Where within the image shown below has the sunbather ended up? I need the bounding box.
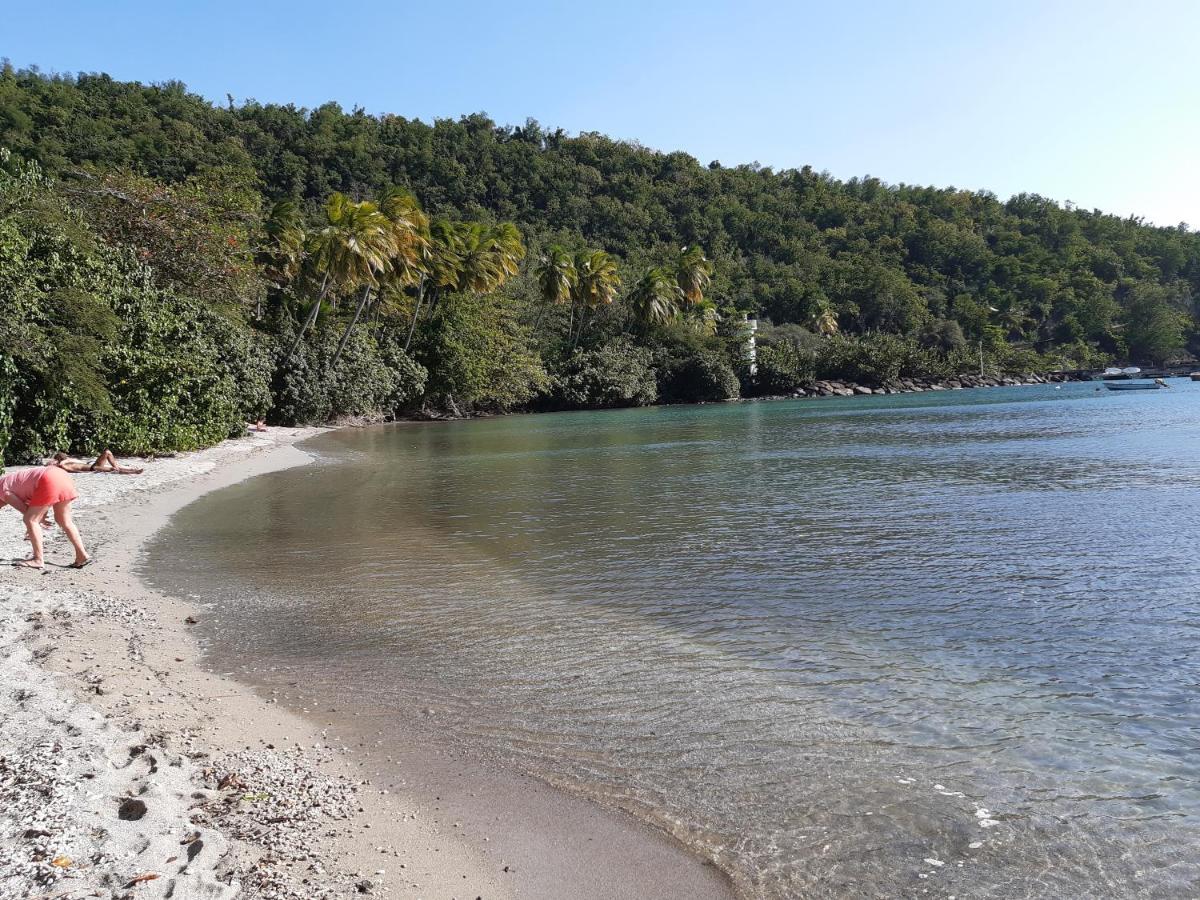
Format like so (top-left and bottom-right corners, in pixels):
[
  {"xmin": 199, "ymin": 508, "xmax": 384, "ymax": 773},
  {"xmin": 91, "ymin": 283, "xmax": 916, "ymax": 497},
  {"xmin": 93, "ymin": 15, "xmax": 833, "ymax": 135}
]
[{"xmin": 49, "ymin": 449, "xmax": 143, "ymax": 475}]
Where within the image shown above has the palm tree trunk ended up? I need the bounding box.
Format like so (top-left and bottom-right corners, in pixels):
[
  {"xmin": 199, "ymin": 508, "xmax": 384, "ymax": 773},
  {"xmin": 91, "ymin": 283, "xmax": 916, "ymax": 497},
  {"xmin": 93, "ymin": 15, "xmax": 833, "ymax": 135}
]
[
  {"xmin": 403, "ymin": 280, "xmax": 428, "ymax": 352},
  {"xmin": 572, "ymin": 307, "xmax": 591, "ymax": 349},
  {"xmin": 284, "ymin": 273, "xmax": 330, "ymax": 363},
  {"xmin": 331, "ymin": 285, "xmax": 372, "ymax": 368}
]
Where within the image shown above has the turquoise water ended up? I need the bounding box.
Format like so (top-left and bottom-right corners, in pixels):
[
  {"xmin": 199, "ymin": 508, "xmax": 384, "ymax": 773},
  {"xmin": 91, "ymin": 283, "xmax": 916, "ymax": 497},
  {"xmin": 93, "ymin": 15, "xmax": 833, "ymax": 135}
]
[{"xmin": 147, "ymin": 383, "xmax": 1200, "ymax": 897}]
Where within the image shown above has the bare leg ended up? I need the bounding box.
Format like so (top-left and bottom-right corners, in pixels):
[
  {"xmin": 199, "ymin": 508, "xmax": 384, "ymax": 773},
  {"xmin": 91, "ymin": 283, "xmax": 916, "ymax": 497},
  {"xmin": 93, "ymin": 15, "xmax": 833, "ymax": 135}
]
[
  {"xmin": 99, "ymin": 449, "xmax": 142, "ymax": 475},
  {"xmin": 17, "ymin": 505, "xmax": 50, "ymax": 567},
  {"xmin": 23, "ymin": 510, "xmax": 51, "ymax": 542},
  {"xmin": 52, "ymin": 501, "xmax": 89, "ymax": 567},
  {"xmin": 91, "ymin": 450, "xmax": 115, "ymax": 472}
]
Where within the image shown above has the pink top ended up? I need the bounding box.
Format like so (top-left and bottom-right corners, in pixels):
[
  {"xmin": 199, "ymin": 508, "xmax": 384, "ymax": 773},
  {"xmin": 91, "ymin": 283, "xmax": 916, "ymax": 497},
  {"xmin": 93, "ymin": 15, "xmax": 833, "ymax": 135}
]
[{"xmin": 0, "ymin": 467, "xmax": 46, "ymax": 504}]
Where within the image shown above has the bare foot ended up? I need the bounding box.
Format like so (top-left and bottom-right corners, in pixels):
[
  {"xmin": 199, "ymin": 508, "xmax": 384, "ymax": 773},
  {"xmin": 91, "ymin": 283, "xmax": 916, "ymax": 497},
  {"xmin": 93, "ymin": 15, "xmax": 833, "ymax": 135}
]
[{"xmin": 12, "ymin": 559, "xmax": 44, "ymax": 569}]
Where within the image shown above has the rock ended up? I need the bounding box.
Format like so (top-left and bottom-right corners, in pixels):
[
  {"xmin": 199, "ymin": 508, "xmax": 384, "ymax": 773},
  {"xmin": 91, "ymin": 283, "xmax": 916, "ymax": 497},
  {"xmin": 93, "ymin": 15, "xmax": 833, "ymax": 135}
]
[
  {"xmin": 118, "ymin": 798, "xmax": 148, "ymax": 821},
  {"xmin": 852, "ymin": 386, "xmax": 872, "ymax": 395},
  {"xmin": 356, "ymin": 879, "xmax": 375, "ymax": 893}
]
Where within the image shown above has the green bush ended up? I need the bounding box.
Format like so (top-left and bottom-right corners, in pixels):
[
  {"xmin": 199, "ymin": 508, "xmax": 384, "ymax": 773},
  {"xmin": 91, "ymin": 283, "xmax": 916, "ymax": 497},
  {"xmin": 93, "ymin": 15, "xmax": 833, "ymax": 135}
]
[
  {"xmin": 94, "ymin": 290, "xmax": 265, "ymax": 453},
  {"xmin": 551, "ymin": 339, "xmax": 658, "ymax": 409},
  {"xmin": 753, "ymin": 343, "xmax": 816, "ymax": 395},
  {"xmin": 656, "ymin": 346, "xmax": 740, "ymax": 402},
  {"xmin": 377, "ymin": 330, "xmax": 430, "ymax": 413},
  {"xmin": 815, "ymin": 334, "xmax": 911, "ymax": 386},
  {"xmin": 0, "ymin": 153, "xmax": 271, "ymax": 460},
  {"xmin": 271, "ymin": 323, "xmax": 427, "ymax": 425},
  {"xmin": 0, "ymin": 353, "xmax": 15, "ymax": 472},
  {"xmin": 916, "ymin": 318, "xmax": 967, "ymax": 352},
  {"xmin": 756, "ymin": 322, "xmax": 823, "ymax": 353},
  {"xmin": 417, "ymin": 292, "xmax": 547, "ymax": 414}
]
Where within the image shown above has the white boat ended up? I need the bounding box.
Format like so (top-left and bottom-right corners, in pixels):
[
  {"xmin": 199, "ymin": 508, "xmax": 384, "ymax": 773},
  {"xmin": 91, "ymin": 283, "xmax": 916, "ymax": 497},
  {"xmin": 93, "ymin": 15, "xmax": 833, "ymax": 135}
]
[
  {"xmin": 1101, "ymin": 367, "xmax": 1166, "ymax": 390},
  {"xmin": 1104, "ymin": 381, "xmax": 1164, "ymax": 390}
]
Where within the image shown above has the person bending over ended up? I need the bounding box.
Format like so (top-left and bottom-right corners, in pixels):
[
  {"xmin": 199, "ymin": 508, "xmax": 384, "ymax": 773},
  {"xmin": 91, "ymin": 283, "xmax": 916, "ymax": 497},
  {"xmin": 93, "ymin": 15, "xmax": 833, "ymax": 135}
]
[
  {"xmin": 50, "ymin": 449, "xmax": 143, "ymax": 475},
  {"xmin": 0, "ymin": 466, "xmax": 90, "ymax": 569}
]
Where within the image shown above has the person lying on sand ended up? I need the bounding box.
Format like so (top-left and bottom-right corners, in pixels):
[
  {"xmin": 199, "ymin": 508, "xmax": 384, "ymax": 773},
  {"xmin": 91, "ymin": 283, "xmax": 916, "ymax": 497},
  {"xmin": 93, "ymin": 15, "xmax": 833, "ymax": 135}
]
[
  {"xmin": 49, "ymin": 449, "xmax": 143, "ymax": 475},
  {"xmin": 0, "ymin": 466, "xmax": 91, "ymax": 569}
]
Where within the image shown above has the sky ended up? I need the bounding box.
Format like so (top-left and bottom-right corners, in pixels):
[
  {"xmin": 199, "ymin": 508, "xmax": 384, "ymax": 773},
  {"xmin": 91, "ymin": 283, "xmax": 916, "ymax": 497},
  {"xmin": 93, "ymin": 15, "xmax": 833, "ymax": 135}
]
[{"xmin": 6, "ymin": 0, "xmax": 1199, "ymax": 226}]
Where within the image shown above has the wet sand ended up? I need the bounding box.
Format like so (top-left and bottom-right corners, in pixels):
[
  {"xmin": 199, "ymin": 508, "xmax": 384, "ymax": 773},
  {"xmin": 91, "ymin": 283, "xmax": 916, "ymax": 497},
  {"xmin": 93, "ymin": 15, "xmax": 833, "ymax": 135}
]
[{"xmin": 0, "ymin": 430, "xmax": 733, "ymax": 899}]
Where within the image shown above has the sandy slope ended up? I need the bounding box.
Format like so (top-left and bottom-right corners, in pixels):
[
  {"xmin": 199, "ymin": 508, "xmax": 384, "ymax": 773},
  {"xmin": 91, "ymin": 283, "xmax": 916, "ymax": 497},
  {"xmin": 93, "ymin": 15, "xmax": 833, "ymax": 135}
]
[{"xmin": 0, "ymin": 430, "xmax": 512, "ymax": 899}]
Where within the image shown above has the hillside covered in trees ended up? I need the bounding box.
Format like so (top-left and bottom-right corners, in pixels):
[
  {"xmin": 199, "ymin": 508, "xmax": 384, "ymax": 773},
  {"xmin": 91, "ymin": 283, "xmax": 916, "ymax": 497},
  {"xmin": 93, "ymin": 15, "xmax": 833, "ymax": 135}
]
[{"xmin": 2, "ymin": 65, "xmax": 1198, "ymax": 463}]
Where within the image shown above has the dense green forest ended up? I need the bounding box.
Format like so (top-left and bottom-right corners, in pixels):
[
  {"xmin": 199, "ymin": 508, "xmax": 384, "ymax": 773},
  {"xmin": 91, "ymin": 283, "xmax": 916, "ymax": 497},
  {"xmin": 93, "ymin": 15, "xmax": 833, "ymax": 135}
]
[{"xmin": 2, "ymin": 65, "xmax": 1198, "ymax": 464}]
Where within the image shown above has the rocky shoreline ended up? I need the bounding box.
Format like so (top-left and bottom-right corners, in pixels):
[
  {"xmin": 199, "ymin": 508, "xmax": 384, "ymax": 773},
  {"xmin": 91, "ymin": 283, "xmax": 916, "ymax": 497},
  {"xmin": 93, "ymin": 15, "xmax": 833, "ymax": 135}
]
[{"xmin": 756, "ymin": 371, "xmax": 1085, "ymax": 401}]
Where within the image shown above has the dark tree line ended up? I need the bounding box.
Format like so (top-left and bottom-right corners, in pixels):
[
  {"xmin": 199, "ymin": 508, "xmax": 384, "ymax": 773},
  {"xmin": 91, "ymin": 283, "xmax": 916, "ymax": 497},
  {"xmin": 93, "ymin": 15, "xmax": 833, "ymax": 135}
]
[
  {"xmin": 2, "ymin": 64, "xmax": 1198, "ymax": 464},
  {"xmin": 3, "ymin": 65, "xmax": 1197, "ymax": 365}
]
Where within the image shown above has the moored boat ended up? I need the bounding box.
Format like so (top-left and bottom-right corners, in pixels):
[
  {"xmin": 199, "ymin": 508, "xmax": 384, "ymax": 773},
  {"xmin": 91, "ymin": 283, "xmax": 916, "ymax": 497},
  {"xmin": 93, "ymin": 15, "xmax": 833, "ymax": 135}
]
[
  {"xmin": 1101, "ymin": 366, "xmax": 1167, "ymax": 391},
  {"xmin": 1103, "ymin": 381, "xmax": 1164, "ymax": 390}
]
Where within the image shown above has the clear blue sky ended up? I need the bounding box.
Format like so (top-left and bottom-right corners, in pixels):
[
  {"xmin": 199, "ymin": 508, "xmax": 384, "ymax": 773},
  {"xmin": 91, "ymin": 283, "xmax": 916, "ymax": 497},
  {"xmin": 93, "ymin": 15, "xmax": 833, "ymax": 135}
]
[{"xmin": 7, "ymin": 0, "xmax": 1198, "ymax": 226}]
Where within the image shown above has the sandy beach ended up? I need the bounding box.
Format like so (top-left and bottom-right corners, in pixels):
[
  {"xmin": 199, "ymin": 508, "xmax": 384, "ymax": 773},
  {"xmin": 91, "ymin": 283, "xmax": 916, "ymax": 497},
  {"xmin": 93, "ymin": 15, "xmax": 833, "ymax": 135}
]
[{"xmin": 0, "ymin": 429, "xmax": 733, "ymax": 900}]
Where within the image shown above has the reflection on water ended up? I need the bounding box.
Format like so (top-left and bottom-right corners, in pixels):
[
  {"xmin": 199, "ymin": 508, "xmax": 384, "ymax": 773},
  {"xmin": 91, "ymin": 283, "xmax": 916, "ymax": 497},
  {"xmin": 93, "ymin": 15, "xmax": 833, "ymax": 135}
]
[{"xmin": 147, "ymin": 384, "xmax": 1200, "ymax": 897}]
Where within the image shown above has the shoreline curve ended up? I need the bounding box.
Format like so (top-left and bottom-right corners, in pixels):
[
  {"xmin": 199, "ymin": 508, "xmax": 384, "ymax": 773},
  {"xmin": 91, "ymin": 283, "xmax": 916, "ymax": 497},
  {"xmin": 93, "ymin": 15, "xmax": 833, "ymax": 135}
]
[{"xmin": 0, "ymin": 426, "xmax": 735, "ymax": 899}]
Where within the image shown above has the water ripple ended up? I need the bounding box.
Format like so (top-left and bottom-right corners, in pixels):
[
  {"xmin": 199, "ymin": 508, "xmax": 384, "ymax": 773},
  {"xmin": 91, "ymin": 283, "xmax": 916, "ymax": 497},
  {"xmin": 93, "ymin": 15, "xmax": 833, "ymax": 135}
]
[{"xmin": 146, "ymin": 383, "xmax": 1200, "ymax": 897}]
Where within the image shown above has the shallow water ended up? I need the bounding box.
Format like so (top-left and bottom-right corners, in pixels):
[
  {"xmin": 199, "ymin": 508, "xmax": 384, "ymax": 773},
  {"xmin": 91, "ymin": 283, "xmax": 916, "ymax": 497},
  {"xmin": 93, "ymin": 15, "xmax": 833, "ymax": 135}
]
[{"xmin": 146, "ymin": 383, "xmax": 1200, "ymax": 897}]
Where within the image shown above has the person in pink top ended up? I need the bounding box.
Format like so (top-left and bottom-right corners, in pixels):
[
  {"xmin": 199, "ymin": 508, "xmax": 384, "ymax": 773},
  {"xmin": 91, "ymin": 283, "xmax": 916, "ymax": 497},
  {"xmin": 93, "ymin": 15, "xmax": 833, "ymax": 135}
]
[{"xmin": 0, "ymin": 465, "xmax": 90, "ymax": 569}]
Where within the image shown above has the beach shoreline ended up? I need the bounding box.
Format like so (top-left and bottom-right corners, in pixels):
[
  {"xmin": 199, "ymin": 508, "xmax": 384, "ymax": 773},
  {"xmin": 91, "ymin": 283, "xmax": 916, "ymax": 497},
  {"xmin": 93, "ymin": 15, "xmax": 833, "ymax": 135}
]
[{"xmin": 0, "ymin": 428, "xmax": 733, "ymax": 900}]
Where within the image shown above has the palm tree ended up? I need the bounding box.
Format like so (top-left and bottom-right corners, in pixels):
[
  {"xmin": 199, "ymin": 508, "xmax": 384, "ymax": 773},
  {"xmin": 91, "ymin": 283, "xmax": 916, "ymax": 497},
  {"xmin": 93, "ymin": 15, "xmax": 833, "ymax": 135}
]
[
  {"xmin": 332, "ymin": 187, "xmax": 429, "ymax": 365},
  {"xmin": 455, "ymin": 222, "xmax": 526, "ymax": 294},
  {"xmin": 570, "ymin": 249, "xmax": 621, "ymax": 345},
  {"xmin": 675, "ymin": 246, "xmax": 713, "ymax": 307},
  {"xmin": 259, "ymin": 200, "xmax": 306, "ymax": 290},
  {"xmin": 533, "ymin": 245, "xmax": 577, "ymax": 332},
  {"xmin": 810, "ymin": 298, "xmax": 839, "ymax": 336},
  {"xmin": 404, "ymin": 219, "xmax": 463, "ymax": 351},
  {"xmin": 628, "ymin": 266, "xmax": 682, "ymax": 329},
  {"xmin": 286, "ymin": 193, "xmax": 395, "ymax": 363},
  {"xmin": 488, "ymin": 222, "xmax": 526, "ymax": 282},
  {"xmin": 692, "ymin": 298, "xmax": 720, "ymax": 335},
  {"xmin": 377, "ymin": 186, "xmax": 429, "ymax": 278},
  {"xmin": 456, "ymin": 223, "xmax": 507, "ymax": 294},
  {"xmin": 400, "ymin": 220, "xmax": 526, "ymax": 351}
]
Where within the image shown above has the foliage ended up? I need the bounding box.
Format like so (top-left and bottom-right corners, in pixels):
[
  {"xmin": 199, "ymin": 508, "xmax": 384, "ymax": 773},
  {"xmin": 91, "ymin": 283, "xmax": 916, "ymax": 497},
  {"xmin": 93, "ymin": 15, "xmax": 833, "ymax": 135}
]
[
  {"xmin": 5, "ymin": 65, "xmax": 1200, "ymax": 461},
  {"xmin": 416, "ymin": 292, "xmax": 547, "ymax": 413},
  {"xmin": 753, "ymin": 343, "xmax": 816, "ymax": 395},
  {"xmin": 756, "ymin": 322, "xmax": 823, "ymax": 353},
  {"xmin": 814, "ymin": 334, "xmax": 910, "ymax": 386},
  {"xmin": 98, "ymin": 291, "xmax": 266, "ymax": 454},
  {"xmin": 628, "ymin": 267, "xmax": 682, "ymax": 329},
  {"xmin": 916, "ymin": 318, "xmax": 967, "ymax": 351},
  {"xmin": 655, "ymin": 343, "xmax": 741, "ymax": 403},
  {"xmin": 0, "ymin": 151, "xmax": 270, "ymax": 461},
  {"xmin": 1122, "ymin": 283, "xmax": 1188, "ymax": 364},
  {"xmin": 270, "ymin": 321, "xmax": 427, "ymax": 425},
  {"xmin": 60, "ymin": 166, "xmax": 266, "ymax": 309},
  {"xmin": 550, "ymin": 339, "xmax": 658, "ymax": 409},
  {"xmin": 4, "ymin": 66, "xmax": 1199, "ymax": 375}
]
